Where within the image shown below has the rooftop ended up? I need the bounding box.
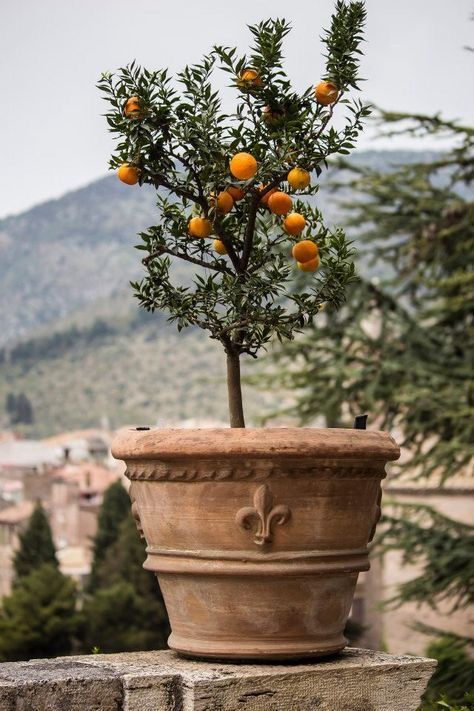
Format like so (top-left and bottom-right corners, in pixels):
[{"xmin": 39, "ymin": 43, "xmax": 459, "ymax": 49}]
[{"xmin": 0, "ymin": 500, "xmax": 35, "ymax": 525}]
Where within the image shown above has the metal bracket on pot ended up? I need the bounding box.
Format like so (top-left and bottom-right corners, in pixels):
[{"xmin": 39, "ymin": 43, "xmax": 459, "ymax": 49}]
[{"xmin": 353, "ymin": 414, "xmax": 368, "ymax": 430}]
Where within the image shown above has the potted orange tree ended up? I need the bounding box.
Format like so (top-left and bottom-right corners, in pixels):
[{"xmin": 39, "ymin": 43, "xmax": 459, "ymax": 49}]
[{"xmin": 104, "ymin": 1, "xmax": 399, "ymax": 660}]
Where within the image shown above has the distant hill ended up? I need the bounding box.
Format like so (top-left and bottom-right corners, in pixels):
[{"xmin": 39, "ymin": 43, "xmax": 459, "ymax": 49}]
[
  {"xmin": 0, "ymin": 177, "xmax": 157, "ymax": 346},
  {"xmin": 0, "ymin": 151, "xmax": 436, "ymax": 435}
]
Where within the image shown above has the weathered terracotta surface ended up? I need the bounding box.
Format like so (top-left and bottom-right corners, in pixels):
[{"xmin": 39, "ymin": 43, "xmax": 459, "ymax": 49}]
[{"xmin": 112, "ymin": 428, "xmax": 400, "ymax": 661}]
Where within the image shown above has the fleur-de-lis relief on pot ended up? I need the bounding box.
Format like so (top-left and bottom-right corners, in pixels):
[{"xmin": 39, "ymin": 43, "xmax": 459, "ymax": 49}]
[{"xmin": 235, "ymin": 484, "xmax": 291, "ymax": 546}]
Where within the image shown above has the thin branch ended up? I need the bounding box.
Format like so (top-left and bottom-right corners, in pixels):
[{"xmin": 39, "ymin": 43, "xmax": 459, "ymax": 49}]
[
  {"xmin": 212, "ymin": 219, "xmax": 244, "ymax": 274},
  {"xmin": 169, "ymin": 149, "xmax": 208, "ymax": 210},
  {"xmin": 150, "ymin": 171, "xmax": 203, "ymax": 206},
  {"xmin": 143, "ymin": 245, "xmax": 232, "ymax": 275},
  {"xmin": 241, "ymin": 171, "xmax": 288, "ymax": 270}
]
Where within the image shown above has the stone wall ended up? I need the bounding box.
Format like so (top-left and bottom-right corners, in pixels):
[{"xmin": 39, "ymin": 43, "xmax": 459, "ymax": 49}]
[{"xmin": 0, "ymin": 648, "xmax": 436, "ymax": 711}]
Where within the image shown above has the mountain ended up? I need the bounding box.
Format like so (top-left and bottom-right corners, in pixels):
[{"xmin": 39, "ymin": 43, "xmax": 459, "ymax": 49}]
[
  {"xmin": 0, "ymin": 151, "xmax": 434, "ymax": 435},
  {"xmin": 0, "ymin": 177, "xmax": 158, "ymax": 346}
]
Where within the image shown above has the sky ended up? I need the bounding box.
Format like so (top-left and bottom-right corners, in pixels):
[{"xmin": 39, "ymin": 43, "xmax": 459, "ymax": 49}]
[{"xmin": 0, "ymin": 0, "xmax": 472, "ymax": 219}]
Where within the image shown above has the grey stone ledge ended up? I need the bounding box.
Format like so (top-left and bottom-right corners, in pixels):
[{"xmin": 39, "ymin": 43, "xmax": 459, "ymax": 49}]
[{"xmin": 0, "ymin": 647, "xmax": 436, "ymax": 711}]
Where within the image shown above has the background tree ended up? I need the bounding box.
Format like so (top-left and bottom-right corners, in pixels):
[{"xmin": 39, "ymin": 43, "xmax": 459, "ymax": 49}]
[
  {"xmin": 98, "ymin": 1, "xmax": 370, "ymax": 427},
  {"xmin": 268, "ymin": 111, "xmax": 473, "ymax": 707},
  {"xmin": 88, "ymin": 479, "xmax": 130, "ymax": 591},
  {"xmin": 0, "ymin": 504, "xmax": 78, "ymax": 661},
  {"xmin": 13, "ymin": 501, "xmax": 58, "ymax": 580},
  {"xmin": 5, "ymin": 392, "xmax": 34, "ymax": 426},
  {"xmin": 79, "ymin": 516, "xmax": 169, "ymax": 653},
  {"xmin": 0, "ymin": 564, "xmax": 77, "ymax": 662}
]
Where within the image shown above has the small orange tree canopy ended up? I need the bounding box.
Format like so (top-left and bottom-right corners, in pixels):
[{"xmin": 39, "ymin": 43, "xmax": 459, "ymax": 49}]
[{"xmin": 98, "ymin": 1, "xmax": 369, "ymax": 426}]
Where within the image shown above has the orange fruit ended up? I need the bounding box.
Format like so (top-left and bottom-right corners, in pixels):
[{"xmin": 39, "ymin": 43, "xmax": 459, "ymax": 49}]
[
  {"xmin": 287, "ymin": 168, "xmax": 310, "ymax": 190},
  {"xmin": 237, "ymin": 68, "xmax": 263, "ymax": 89},
  {"xmin": 213, "ymin": 239, "xmax": 227, "ymax": 255},
  {"xmin": 258, "ymin": 185, "xmax": 277, "ymax": 205},
  {"xmin": 298, "ymin": 255, "xmax": 320, "ymax": 272},
  {"xmin": 292, "ymin": 240, "xmax": 318, "ymax": 263},
  {"xmin": 268, "ymin": 191, "xmax": 292, "ymax": 216},
  {"xmin": 124, "ymin": 96, "xmax": 141, "ymax": 117},
  {"xmin": 188, "ymin": 217, "xmax": 212, "ymax": 238},
  {"xmin": 284, "ymin": 213, "xmax": 306, "ymax": 236},
  {"xmin": 229, "ymin": 152, "xmax": 258, "ymax": 181},
  {"xmin": 314, "ymin": 81, "xmax": 339, "ymax": 106},
  {"xmin": 226, "ymin": 185, "xmax": 246, "ymax": 201},
  {"xmin": 117, "ymin": 164, "xmax": 139, "ymax": 185},
  {"xmin": 209, "ymin": 191, "xmax": 234, "ymax": 214}
]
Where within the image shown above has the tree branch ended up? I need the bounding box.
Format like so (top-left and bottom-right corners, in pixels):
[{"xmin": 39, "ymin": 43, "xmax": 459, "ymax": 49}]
[
  {"xmin": 241, "ymin": 171, "xmax": 288, "ymax": 271},
  {"xmin": 143, "ymin": 245, "xmax": 232, "ymax": 275},
  {"xmin": 212, "ymin": 219, "xmax": 244, "ymax": 274}
]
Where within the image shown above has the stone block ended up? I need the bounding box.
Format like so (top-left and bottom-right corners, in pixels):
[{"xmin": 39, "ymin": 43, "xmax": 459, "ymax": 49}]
[{"xmin": 0, "ymin": 648, "xmax": 436, "ymax": 711}]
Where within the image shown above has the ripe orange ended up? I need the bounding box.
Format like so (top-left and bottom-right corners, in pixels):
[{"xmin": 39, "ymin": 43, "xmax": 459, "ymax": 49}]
[
  {"xmin": 237, "ymin": 68, "xmax": 263, "ymax": 89},
  {"xmin": 284, "ymin": 213, "xmax": 306, "ymax": 236},
  {"xmin": 287, "ymin": 168, "xmax": 310, "ymax": 190},
  {"xmin": 188, "ymin": 217, "xmax": 212, "ymax": 238},
  {"xmin": 314, "ymin": 81, "xmax": 339, "ymax": 106},
  {"xmin": 213, "ymin": 239, "xmax": 227, "ymax": 255},
  {"xmin": 209, "ymin": 191, "xmax": 234, "ymax": 214},
  {"xmin": 229, "ymin": 152, "xmax": 258, "ymax": 181},
  {"xmin": 124, "ymin": 96, "xmax": 141, "ymax": 117},
  {"xmin": 298, "ymin": 255, "xmax": 320, "ymax": 272},
  {"xmin": 118, "ymin": 164, "xmax": 139, "ymax": 185},
  {"xmin": 268, "ymin": 191, "xmax": 292, "ymax": 215},
  {"xmin": 292, "ymin": 240, "xmax": 318, "ymax": 263},
  {"xmin": 258, "ymin": 185, "xmax": 276, "ymax": 205},
  {"xmin": 226, "ymin": 185, "xmax": 246, "ymax": 201},
  {"xmin": 258, "ymin": 184, "xmax": 277, "ymax": 205}
]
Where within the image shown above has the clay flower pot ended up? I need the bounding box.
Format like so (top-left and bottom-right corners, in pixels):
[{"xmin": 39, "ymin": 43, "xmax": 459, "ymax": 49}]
[{"xmin": 112, "ymin": 427, "xmax": 399, "ymax": 661}]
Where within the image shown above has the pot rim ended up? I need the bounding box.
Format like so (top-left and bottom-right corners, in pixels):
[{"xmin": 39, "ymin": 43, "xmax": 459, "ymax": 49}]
[{"xmin": 112, "ymin": 426, "xmax": 400, "ymax": 463}]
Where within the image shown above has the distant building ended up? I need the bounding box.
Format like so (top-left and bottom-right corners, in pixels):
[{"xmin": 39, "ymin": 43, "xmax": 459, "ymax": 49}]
[
  {"xmin": 42, "ymin": 429, "xmax": 111, "ymax": 465},
  {"xmin": 0, "ymin": 433, "xmax": 121, "ymax": 596},
  {"xmin": 0, "ymin": 501, "xmax": 35, "ymax": 596}
]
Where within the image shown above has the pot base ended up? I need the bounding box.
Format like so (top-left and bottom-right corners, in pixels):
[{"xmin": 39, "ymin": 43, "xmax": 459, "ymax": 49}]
[{"xmin": 169, "ymin": 632, "xmax": 346, "ymax": 662}]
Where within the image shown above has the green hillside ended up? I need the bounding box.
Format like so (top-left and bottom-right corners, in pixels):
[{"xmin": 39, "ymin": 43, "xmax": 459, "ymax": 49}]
[{"xmin": 0, "ymin": 296, "xmax": 279, "ymax": 436}]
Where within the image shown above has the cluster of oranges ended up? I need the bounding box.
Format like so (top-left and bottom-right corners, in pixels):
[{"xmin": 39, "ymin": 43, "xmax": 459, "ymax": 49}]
[
  {"xmin": 117, "ymin": 75, "xmax": 339, "ymax": 272},
  {"xmin": 234, "ymin": 67, "xmax": 339, "ymax": 108},
  {"xmin": 187, "ymin": 153, "xmax": 319, "ymax": 272}
]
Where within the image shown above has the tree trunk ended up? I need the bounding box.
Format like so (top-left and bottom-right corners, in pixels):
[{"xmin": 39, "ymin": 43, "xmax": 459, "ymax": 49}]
[{"xmin": 226, "ymin": 351, "xmax": 245, "ymax": 428}]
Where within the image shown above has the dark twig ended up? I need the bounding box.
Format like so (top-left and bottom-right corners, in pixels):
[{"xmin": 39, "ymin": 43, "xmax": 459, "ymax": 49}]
[{"xmin": 143, "ymin": 245, "xmax": 232, "ymax": 275}]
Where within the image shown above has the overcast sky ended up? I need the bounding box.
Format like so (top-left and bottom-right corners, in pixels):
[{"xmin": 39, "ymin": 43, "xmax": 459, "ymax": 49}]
[{"xmin": 1, "ymin": 0, "xmax": 472, "ymax": 219}]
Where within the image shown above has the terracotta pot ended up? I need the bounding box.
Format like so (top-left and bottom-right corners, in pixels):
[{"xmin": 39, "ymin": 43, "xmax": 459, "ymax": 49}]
[{"xmin": 112, "ymin": 427, "xmax": 399, "ymax": 661}]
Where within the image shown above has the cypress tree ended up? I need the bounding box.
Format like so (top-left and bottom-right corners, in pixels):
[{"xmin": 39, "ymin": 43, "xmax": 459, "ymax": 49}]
[
  {"xmin": 80, "ymin": 515, "xmax": 169, "ymax": 653},
  {"xmin": 88, "ymin": 480, "xmax": 130, "ymax": 591},
  {"xmin": 13, "ymin": 501, "xmax": 58, "ymax": 580},
  {"xmin": 0, "ymin": 564, "xmax": 77, "ymax": 661}
]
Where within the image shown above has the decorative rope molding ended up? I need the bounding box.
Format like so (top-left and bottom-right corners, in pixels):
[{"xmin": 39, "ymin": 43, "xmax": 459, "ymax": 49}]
[{"xmin": 125, "ymin": 460, "xmax": 387, "ymax": 482}]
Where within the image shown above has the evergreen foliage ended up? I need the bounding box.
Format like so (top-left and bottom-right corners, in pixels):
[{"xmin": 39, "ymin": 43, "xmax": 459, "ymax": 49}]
[
  {"xmin": 13, "ymin": 502, "xmax": 58, "ymax": 580},
  {"xmin": 98, "ymin": 2, "xmax": 370, "ymax": 425},
  {"xmin": 88, "ymin": 480, "xmax": 130, "ymax": 591},
  {"xmin": 419, "ymin": 634, "xmax": 474, "ymax": 710},
  {"xmin": 269, "ymin": 113, "xmax": 473, "ymax": 480},
  {"xmin": 0, "ymin": 564, "xmax": 77, "ymax": 661},
  {"xmin": 80, "ymin": 515, "xmax": 169, "ymax": 653},
  {"xmin": 269, "ymin": 110, "xmax": 473, "ymax": 704},
  {"xmin": 5, "ymin": 392, "xmax": 34, "ymax": 425},
  {"xmin": 380, "ymin": 505, "xmax": 474, "ymax": 612}
]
